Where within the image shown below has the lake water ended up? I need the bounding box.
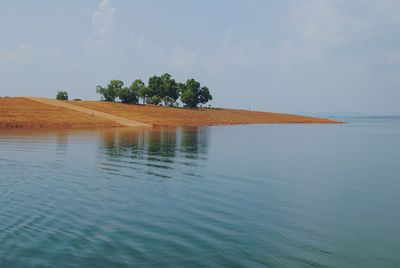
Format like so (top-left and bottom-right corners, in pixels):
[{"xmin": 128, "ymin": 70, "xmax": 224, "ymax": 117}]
[{"xmin": 1, "ymin": 119, "xmax": 399, "ymax": 267}]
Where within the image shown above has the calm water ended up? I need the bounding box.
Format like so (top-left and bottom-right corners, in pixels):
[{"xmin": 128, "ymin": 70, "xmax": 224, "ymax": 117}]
[{"xmin": 1, "ymin": 120, "xmax": 400, "ymax": 267}]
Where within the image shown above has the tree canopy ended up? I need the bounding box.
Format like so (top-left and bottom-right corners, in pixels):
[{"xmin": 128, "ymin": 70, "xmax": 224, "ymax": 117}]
[
  {"xmin": 160, "ymin": 73, "xmax": 179, "ymax": 106},
  {"xmin": 96, "ymin": 74, "xmax": 213, "ymax": 108},
  {"xmin": 129, "ymin": 79, "xmax": 146, "ymax": 104},
  {"xmin": 180, "ymin": 79, "xmax": 213, "ymax": 108},
  {"xmin": 56, "ymin": 91, "xmax": 68, "ymax": 100},
  {"xmin": 96, "ymin": 80, "xmax": 123, "ymax": 102},
  {"xmin": 118, "ymin": 86, "xmax": 138, "ymax": 104},
  {"xmin": 147, "ymin": 75, "xmax": 163, "ymax": 105}
]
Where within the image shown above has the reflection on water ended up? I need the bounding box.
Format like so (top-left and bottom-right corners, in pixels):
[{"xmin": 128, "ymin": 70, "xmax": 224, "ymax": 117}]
[
  {"xmin": 97, "ymin": 127, "xmax": 209, "ymax": 179},
  {"xmin": 56, "ymin": 132, "xmax": 68, "ymax": 155},
  {"xmin": 1, "ymin": 122, "xmax": 400, "ymax": 267}
]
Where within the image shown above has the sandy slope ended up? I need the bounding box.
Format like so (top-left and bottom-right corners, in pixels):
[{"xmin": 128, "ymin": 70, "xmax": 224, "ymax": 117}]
[
  {"xmin": 71, "ymin": 100, "xmax": 340, "ymax": 127},
  {"xmin": 0, "ymin": 97, "xmax": 118, "ymax": 129},
  {"xmin": 0, "ymin": 97, "xmax": 340, "ymax": 129},
  {"xmin": 27, "ymin": 97, "xmax": 150, "ymax": 127}
]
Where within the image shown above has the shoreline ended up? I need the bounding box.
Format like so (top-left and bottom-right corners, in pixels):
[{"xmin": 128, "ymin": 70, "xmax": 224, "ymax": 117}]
[{"xmin": 0, "ymin": 97, "xmax": 342, "ymax": 129}]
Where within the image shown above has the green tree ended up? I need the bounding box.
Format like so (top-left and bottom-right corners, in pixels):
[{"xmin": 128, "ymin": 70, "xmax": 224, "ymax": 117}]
[
  {"xmin": 147, "ymin": 75, "xmax": 163, "ymax": 104},
  {"xmin": 137, "ymin": 86, "xmax": 151, "ymax": 104},
  {"xmin": 179, "ymin": 79, "xmax": 213, "ymax": 108},
  {"xmin": 118, "ymin": 87, "xmax": 138, "ymax": 104},
  {"xmin": 147, "ymin": 95, "xmax": 162, "ymax": 105},
  {"xmin": 56, "ymin": 91, "xmax": 68, "ymax": 100},
  {"xmin": 96, "ymin": 80, "xmax": 123, "ymax": 102},
  {"xmin": 129, "ymin": 79, "xmax": 146, "ymax": 104},
  {"xmin": 160, "ymin": 73, "xmax": 179, "ymax": 106},
  {"xmin": 146, "ymin": 73, "xmax": 180, "ymax": 106},
  {"xmin": 199, "ymin": 86, "xmax": 212, "ymax": 105}
]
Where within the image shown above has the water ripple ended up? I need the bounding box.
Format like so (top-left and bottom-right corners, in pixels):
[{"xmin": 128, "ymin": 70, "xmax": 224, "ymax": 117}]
[{"xmin": 1, "ymin": 123, "xmax": 400, "ymax": 267}]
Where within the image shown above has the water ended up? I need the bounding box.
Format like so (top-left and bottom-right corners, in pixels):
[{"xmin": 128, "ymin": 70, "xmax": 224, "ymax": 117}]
[{"xmin": 1, "ymin": 120, "xmax": 399, "ymax": 267}]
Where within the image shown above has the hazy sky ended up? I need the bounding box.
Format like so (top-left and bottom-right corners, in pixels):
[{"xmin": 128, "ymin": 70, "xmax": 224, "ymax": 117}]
[{"xmin": 1, "ymin": 0, "xmax": 399, "ymax": 114}]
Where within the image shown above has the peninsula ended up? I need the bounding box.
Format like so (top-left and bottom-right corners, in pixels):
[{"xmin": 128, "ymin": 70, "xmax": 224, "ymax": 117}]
[{"xmin": 0, "ymin": 97, "xmax": 340, "ymax": 129}]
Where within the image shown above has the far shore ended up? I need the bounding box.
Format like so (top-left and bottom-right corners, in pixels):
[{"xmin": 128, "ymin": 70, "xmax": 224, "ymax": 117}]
[{"xmin": 0, "ymin": 97, "xmax": 342, "ymax": 129}]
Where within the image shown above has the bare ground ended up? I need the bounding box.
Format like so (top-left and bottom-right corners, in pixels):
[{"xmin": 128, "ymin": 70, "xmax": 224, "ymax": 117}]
[
  {"xmin": 0, "ymin": 97, "xmax": 118, "ymax": 129},
  {"xmin": 0, "ymin": 97, "xmax": 340, "ymax": 129}
]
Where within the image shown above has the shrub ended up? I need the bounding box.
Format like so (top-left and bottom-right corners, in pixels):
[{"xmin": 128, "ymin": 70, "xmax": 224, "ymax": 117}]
[{"xmin": 56, "ymin": 91, "xmax": 68, "ymax": 100}]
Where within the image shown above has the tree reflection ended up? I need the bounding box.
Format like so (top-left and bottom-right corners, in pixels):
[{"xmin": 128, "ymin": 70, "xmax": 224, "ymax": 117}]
[
  {"xmin": 99, "ymin": 127, "xmax": 209, "ymax": 167},
  {"xmin": 99, "ymin": 128, "xmax": 145, "ymax": 159},
  {"xmin": 179, "ymin": 127, "xmax": 209, "ymax": 159},
  {"xmin": 147, "ymin": 128, "xmax": 177, "ymax": 161},
  {"xmin": 56, "ymin": 131, "xmax": 68, "ymax": 154}
]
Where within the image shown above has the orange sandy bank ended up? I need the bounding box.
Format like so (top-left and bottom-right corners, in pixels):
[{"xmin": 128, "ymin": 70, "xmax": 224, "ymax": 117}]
[
  {"xmin": 0, "ymin": 97, "xmax": 119, "ymax": 129},
  {"xmin": 0, "ymin": 97, "xmax": 340, "ymax": 129},
  {"xmin": 71, "ymin": 100, "xmax": 340, "ymax": 127}
]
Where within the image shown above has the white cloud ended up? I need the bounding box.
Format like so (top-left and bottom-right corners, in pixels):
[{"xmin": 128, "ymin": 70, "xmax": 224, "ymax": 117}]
[
  {"xmin": 87, "ymin": 0, "xmax": 116, "ymax": 49},
  {"xmin": 290, "ymin": 0, "xmax": 400, "ymax": 48},
  {"xmin": 291, "ymin": 0, "xmax": 346, "ymax": 47},
  {"xmin": 204, "ymin": 29, "xmax": 266, "ymax": 74},
  {"xmin": 92, "ymin": 0, "xmax": 116, "ymax": 34},
  {"xmin": 280, "ymin": 0, "xmax": 400, "ymax": 66},
  {"xmin": 0, "ymin": 43, "xmax": 32, "ymax": 63},
  {"xmin": 170, "ymin": 46, "xmax": 202, "ymax": 70},
  {"xmin": 367, "ymin": 0, "xmax": 400, "ymax": 23},
  {"xmin": 384, "ymin": 49, "xmax": 400, "ymax": 64}
]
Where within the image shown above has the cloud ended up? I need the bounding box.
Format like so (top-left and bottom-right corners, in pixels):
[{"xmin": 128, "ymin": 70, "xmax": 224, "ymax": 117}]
[
  {"xmin": 281, "ymin": 0, "xmax": 400, "ymax": 65},
  {"xmin": 384, "ymin": 49, "xmax": 400, "ymax": 64},
  {"xmin": 291, "ymin": 0, "xmax": 346, "ymax": 47},
  {"xmin": 92, "ymin": 0, "xmax": 116, "ymax": 34},
  {"xmin": 87, "ymin": 0, "xmax": 116, "ymax": 49},
  {"xmin": 290, "ymin": 0, "xmax": 400, "ymax": 47},
  {"xmin": 169, "ymin": 46, "xmax": 202, "ymax": 70},
  {"xmin": 0, "ymin": 43, "xmax": 32, "ymax": 63}
]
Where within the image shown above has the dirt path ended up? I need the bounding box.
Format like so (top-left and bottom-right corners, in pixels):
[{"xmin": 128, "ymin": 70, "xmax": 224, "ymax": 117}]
[{"xmin": 25, "ymin": 97, "xmax": 150, "ymax": 127}]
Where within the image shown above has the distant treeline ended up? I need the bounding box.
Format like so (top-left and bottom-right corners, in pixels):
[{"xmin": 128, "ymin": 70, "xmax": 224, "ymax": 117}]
[{"xmin": 96, "ymin": 73, "xmax": 212, "ymax": 108}]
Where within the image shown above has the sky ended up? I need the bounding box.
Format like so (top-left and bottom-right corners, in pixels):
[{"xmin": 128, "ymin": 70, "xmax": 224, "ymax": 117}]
[{"xmin": 0, "ymin": 0, "xmax": 399, "ymax": 115}]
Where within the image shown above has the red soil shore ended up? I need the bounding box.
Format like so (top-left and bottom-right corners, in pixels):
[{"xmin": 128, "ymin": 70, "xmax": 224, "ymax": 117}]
[
  {"xmin": 0, "ymin": 97, "xmax": 340, "ymax": 129},
  {"xmin": 70, "ymin": 101, "xmax": 340, "ymax": 127},
  {"xmin": 0, "ymin": 98, "xmax": 119, "ymax": 129}
]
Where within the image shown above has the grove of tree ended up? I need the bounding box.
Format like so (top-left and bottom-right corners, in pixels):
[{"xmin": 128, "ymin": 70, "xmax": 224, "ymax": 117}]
[
  {"xmin": 56, "ymin": 91, "xmax": 69, "ymax": 100},
  {"xmin": 96, "ymin": 73, "xmax": 213, "ymax": 108}
]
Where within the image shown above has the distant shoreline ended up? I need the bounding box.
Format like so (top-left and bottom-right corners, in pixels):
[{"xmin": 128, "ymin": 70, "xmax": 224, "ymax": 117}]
[{"xmin": 0, "ymin": 97, "xmax": 342, "ymax": 129}]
